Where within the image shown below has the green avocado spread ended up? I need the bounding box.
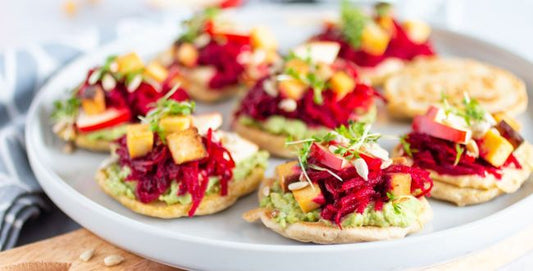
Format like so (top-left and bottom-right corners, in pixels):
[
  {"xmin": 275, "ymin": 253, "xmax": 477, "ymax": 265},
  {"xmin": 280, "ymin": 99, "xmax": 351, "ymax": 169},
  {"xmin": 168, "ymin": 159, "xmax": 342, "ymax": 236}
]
[
  {"xmin": 103, "ymin": 151, "xmax": 269, "ymax": 205},
  {"xmin": 84, "ymin": 124, "xmax": 128, "ymax": 142},
  {"xmin": 260, "ymin": 180, "xmax": 422, "ymax": 228},
  {"xmin": 238, "ymin": 106, "xmax": 376, "ymax": 140}
]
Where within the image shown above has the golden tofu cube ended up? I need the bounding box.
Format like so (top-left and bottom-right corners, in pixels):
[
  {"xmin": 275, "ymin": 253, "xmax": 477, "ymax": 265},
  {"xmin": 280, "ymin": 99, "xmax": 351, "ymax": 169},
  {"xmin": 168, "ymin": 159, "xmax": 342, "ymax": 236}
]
[
  {"xmin": 329, "ymin": 71, "xmax": 355, "ymax": 100},
  {"xmin": 480, "ymin": 129, "xmax": 514, "ymax": 167},
  {"xmin": 377, "ymin": 16, "xmax": 394, "ymax": 34},
  {"xmin": 276, "ymin": 161, "xmax": 300, "ymax": 192},
  {"xmin": 176, "ymin": 43, "xmax": 199, "ymax": 68},
  {"xmin": 389, "ymin": 173, "xmax": 412, "ymax": 197},
  {"xmin": 126, "ymin": 124, "xmax": 154, "ymax": 159},
  {"xmin": 251, "ymin": 26, "xmax": 278, "ymax": 50},
  {"xmin": 159, "ymin": 116, "xmax": 192, "ymax": 135},
  {"xmin": 116, "ymin": 52, "xmax": 144, "ymax": 74},
  {"xmin": 361, "ymin": 22, "xmax": 391, "ymax": 56},
  {"xmin": 167, "ymin": 128, "xmax": 207, "ymax": 165},
  {"xmin": 278, "ymin": 79, "xmax": 307, "ymax": 100},
  {"xmin": 292, "ymin": 185, "xmax": 323, "ymax": 213},
  {"xmin": 143, "ymin": 62, "xmax": 169, "ymax": 83},
  {"xmin": 81, "ymin": 85, "xmax": 106, "ymax": 115},
  {"xmin": 403, "ymin": 20, "xmax": 431, "ymax": 44},
  {"xmin": 284, "ymin": 59, "xmax": 310, "ymax": 76},
  {"xmin": 493, "ymin": 112, "xmax": 521, "ymax": 131}
]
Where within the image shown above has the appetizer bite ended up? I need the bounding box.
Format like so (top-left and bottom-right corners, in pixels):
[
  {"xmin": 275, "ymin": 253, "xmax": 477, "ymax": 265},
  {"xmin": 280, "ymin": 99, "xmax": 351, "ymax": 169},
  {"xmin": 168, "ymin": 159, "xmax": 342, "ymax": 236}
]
[
  {"xmin": 384, "ymin": 58, "xmax": 528, "ymax": 119},
  {"xmin": 234, "ymin": 41, "xmax": 379, "ymax": 158},
  {"xmin": 311, "ymin": 1, "xmax": 435, "ymax": 85},
  {"xmin": 97, "ymin": 90, "xmax": 269, "ymax": 218},
  {"xmin": 244, "ymin": 122, "xmax": 433, "ymax": 244},
  {"xmin": 159, "ymin": 7, "xmax": 280, "ymax": 102},
  {"xmin": 395, "ymin": 95, "xmax": 533, "ymax": 206},
  {"xmin": 51, "ymin": 52, "xmax": 188, "ymax": 152}
]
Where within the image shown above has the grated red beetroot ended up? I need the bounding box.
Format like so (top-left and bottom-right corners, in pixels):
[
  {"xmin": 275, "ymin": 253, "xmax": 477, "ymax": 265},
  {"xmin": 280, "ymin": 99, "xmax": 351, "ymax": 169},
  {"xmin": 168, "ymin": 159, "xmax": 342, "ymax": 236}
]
[
  {"xmin": 313, "ymin": 20, "xmax": 435, "ymax": 68},
  {"xmin": 115, "ymin": 129, "xmax": 235, "ymax": 216},
  {"xmin": 236, "ymin": 75, "xmax": 377, "ymax": 129},
  {"xmin": 197, "ymin": 40, "xmax": 250, "ymax": 90},
  {"xmin": 289, "ymin": 153, "xmax": 432, "ymax": 225},
  {"xmin": 79, "ymin": 69, "xmax": 189, "ymax": 120},
  {"xmin": 404, "ymin": 132, "xmax": 522, "ymax": 179}
]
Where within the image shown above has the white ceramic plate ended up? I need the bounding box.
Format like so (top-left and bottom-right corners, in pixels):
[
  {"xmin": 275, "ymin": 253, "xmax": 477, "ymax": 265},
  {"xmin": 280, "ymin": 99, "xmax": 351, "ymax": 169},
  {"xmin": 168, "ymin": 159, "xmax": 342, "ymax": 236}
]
[{"xmin": 26, "ymin": 5, "xmax": 533, "ymax": 271}]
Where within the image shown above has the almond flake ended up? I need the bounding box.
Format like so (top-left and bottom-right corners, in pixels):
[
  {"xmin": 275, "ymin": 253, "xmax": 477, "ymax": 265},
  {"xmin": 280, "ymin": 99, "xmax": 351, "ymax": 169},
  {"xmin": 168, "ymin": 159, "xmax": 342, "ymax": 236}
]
[
  {"xmin": 104, "ymin": 255, "xmax": 124, "ymax": 266},
  {"xmin": 101, "ymin": 73, "xmax": 116, "ymax": 91},
  {"xmin": 279, "ymin": 99, "xmax": 297, "ymax": 112},
  {"xmin": 288, "ymin": 181, "xmax": 309, "ymax": 191},
  {"xmin": 127, "ymin": 74, "xmax": 142, "ymax": 92},
  {"xmin": 353, "ymin": 158, "xmax": 369, "ymax": 181},
  {"xmin": 79, "ymin": 248, "xmax": 94, "ymax": 262}
]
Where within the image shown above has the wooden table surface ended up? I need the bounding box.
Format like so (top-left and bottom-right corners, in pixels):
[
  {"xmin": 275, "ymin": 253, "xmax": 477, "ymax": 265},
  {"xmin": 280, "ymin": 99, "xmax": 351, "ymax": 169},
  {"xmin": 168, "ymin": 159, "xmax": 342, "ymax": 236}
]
[{"xmin": 2, "ymin": 224, "xmax": 533, "ymax": 271}]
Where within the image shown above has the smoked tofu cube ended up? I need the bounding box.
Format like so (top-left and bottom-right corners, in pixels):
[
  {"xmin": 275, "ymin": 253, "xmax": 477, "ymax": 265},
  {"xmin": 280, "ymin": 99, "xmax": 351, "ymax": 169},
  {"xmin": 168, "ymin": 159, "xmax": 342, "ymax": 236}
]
[
  {"xmin": 81, "ymin": 85, "xmax": 106, "ymax": 115},
  {"xmin": 479, "ymin": 128, "xmax": 514, "ymax": 167},
  {"xmin": 276, "ymin": 161, "xmax": 300, "ymax": 192},
  {"xmin": 278, "ymin": 79, "xmax": 307, "ymax": 100},
  {"xmin": 292, "ymin": 185, "xmax": 324, "ymax": 213},
  {"xmin": 250, "ymin": 26, "xmax": 278, "ymax": 50},
  {"xmin": 329, "ymin": 71, "xmax": 355, "ymax": 100},
  {"xmin": 126, "ymin": 124, "xmax": 154, "ymax": 159},
  {"xmin": 361, "ymin": 22, "xmax": 391, "ymax": 56},
  {"xmin": 116, "ymin": 52, "xmax": 144, "ymax": 74},
  {"xmin": 176, "ymin": 43, "xmax": 199, "ymax": 68},
  {"xmin": 159, "ymin": 116, "xmax": 192, "ymax": 135},
  {"xmin": 389, "ymin": 173, "xmax": 412, "ymax": 197},
  {"xmin": 402, "ymin": 20, "xmax": 431, "ymax": 44},
  {"xmin": 167, "ymin": 128, "xmax": 207, "ymax": 164},
  {"xmin": 377, "ymin": 16, "xmax": 394, "ymax": 34},
  {"xmin": 143, "ymin": 62, "xmax": 169, "ymax": 83}
]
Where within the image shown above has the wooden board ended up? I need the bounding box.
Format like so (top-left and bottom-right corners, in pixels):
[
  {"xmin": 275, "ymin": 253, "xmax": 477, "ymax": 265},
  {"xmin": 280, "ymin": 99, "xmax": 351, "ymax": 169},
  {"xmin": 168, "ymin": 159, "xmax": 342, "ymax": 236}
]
[
  {"xmin": 0, "ymin": 229, "xmax": 179, "ymax": 271},
  {"xmin": 2, "ymin": 224, "xmax": 533, "ymax": 270}
]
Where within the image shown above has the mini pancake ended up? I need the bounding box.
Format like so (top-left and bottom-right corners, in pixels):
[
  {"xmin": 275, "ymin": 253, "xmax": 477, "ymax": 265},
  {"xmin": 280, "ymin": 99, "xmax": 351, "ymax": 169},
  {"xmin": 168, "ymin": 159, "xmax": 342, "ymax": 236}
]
[
  {"xmin": 97, "ymin": 166, "xmax": 265, "ymax": 218},
  {"xmin": 358, "ymin": 58, "xmax": 405, "ymax": 86},
  {"xmin": 180, "ymin": 67, "xmax": 247, "ymax": 103},
  {"xmin": 384, "ymin": 57, "xmax": 527, "ymax": 119},
  {"xmin": 55, "ymin": 127, "xmax": 113, "ymax": 152},
  {"xmin": 243, "ymin": 178, "xmax": 432, "ymax": 244},
  {"xmin": 393, "ymin": 143, "xmax": 533, "ymax": 206},
  {"xmin": 232, "ymin": 121, "xmax": 301, "ymax": 158}
]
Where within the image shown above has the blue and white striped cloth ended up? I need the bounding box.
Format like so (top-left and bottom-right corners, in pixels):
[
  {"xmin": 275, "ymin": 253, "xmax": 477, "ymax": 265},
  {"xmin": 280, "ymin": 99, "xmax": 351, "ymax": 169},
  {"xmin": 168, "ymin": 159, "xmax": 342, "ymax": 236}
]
[{"xmin": 0, "ymin": 17, "xmax": 173, "ymax": 250}]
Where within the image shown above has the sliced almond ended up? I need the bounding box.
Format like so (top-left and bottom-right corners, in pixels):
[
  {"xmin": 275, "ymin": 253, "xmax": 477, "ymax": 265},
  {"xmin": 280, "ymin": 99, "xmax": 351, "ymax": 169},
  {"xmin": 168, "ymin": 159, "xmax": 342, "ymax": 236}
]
[
  {"xmin": 101, "ymin": 73, "xmax": 116, "ymax": 91},
  {"xmin": 466, "ymin": 139, "xmax": 479, "ymax": 158},
  {"xmin": 79, "ymin": 248, "xmax": 94, "ymax": 262},
  {"xmin": 104, "ymin": 255, "xmax": 124, "ymax": 266},
  {"xmin": 353, "ymin": 158, "xmax": 369, "ymax": 181},
  {"xmin": 288, "ymin": 181, "xmax": 309, "ymax": 191},
  {"xmin": 127, "ymin": 74, "xmax": 142, "ymax": 92},
  {"xmin": 279, "ymin": 98, "xmax": 297, "ymax": 112}
]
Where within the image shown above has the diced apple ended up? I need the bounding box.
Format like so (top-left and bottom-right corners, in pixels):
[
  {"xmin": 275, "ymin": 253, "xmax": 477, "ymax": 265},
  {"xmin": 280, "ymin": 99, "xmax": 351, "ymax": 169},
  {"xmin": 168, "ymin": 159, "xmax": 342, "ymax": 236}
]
[
  {"xmin": 192, "ymin": 113, "xmax": 223, "ymax": 135},
  {"xmin": 115, "ymin": 52, "xmax": 144, "ymax": 74},
  {"xmin": 389, "ymin": 173, "xmax": 412, "ymax": 197},
  {"xmin": 413, "ymin": 115, "xmax": 472, "ymax": 144},
  {"xmin": 361, "ymin": 22, "xmax": 391, "ymax": 56},
  {"xmin": 293, "ymin": 41, "xmax": 340, "ymax": 65},
  {"xmin": 278, "ymin": 79, "xmax": 307, "ymax": 100},
  {"xmin": 159, "ymin": 115, "xmax": 192, "ymax": 135},
  {"xmin": 276, "ymin": 161, "xmax": 300, "ymax": 192},
  {"xmin": 176, "ymin": 43, "xmax": 199, "ymax": 68},
  {"xmin": 493, "ymin": 112, "xmax": 521, "ymax": 131},
  {"xmin": 76, "ymin": 108, "xmax": 131, "ymax": 133},
  {"xmin": 143, "ymin": 62, "xmax": 169, "ymax": 83},
  {"xmin": 250, "ymin": 26, "xmax": 278, "ymax": 50},
  {"xmin": 292, "ymin": 185, "xmax": 324, "ymax": 213},
  {"xmin": 126, "ymin": 124, "xmax": 154, "ymax": 159},
  {"xmin": 167, "ymin": 128, "xmax": 207, "ymax": 164},
  {"xmin": 479, "ymin": 128, "xmax": 514, "ymax": 167},
  {"xmin": 424, "ymin": 105, "xmax": 444, "ymax": 120},
  {"xmin": 403, "ymin": 20, "xmax": 431, "ymax": 44},
  {"xmin": 309, "ymin": 143, "xmax": 350, "ymax": 171},
  {"xmin": 81, "ymin": 85, "xmax": 106, "ymax": 115},
  {"xmin": 284, "ymin": 59, "xmax": 310, "ymax": 76},
  {"xmin": 495, "ymin": 121, "xmax": 524, "ymax": 149},
  {"xmin": 329, "ymin": 71, "xmax": 355, "ymax": 100}
]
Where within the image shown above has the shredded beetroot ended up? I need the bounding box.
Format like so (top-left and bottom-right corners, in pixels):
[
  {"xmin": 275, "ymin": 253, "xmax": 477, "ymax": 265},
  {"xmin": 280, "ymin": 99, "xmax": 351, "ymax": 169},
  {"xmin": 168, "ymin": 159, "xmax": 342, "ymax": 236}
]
[
  {"xmin": 78, "ymin": 69, "xmax": 189, "ymax": 120},
  {"xmin": 313, "ymin": 20, "xmax": 435, "ymax": 67},
  {"xmin": 297, "ymin": 153, "xmax": 432, "ymax": 225},
  {"xmin": 404, "ymin": 132, "xmax": 521, "ymax": 179},
  {"xmin": 197, "ymin": 40, "xmax": 250, "ymax": 90},
  {"xmin": 115, "ymin": 129, "xmax": 235, "ymax": 216},
  {"xmin": 236, "ymin": 76, "xmax": 377, "ymax": 129}
]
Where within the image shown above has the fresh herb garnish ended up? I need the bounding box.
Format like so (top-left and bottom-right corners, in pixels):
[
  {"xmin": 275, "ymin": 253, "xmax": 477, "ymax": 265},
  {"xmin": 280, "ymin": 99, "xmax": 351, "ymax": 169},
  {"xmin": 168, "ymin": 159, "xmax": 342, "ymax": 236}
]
[
  {"xmin": 179, "ymin": 7, "xmax": 220, "ymax": 43},
  {"xmin": 454, "ymin": 143, "xmax": 464, "ymax": 166},
  {"xmin": 340, "ymin": 0, "xmax": 368, "ymax": 49},
  {"xmin": 140, "ymin": 84, "xmax": 195, "ymax": 141},
  {"xmin": 386, "ymin": 192, "xmax": 402, "ymax": 214},
  {"xmin": 461, "ymin": 93, "xmax": 486, "ymax": 125},
  {"xmin": 399, "ymin": 135, "xmax": 413, "ymax": 157},
  {"xmin": 88, "ymin": 55, "xmax": 118, "ymax": 84},
  {"xmin": 282, "ymin": 52, "xmax": 328, "ymax": 105},
  {"xmin": 51, "ymin": 92, "xmax": 81, "ymax": 122},
  {"xmin": 375, "ymin": 2, "xmax": 392, "ymax": 17}
]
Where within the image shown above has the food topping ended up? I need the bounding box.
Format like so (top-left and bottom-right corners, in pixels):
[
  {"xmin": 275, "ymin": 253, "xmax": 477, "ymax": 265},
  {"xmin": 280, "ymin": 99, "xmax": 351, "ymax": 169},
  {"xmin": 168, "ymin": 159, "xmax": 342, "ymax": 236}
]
[
  {"xmin": 401, "ymin": 94, "xmax": 524, "ymax": 177},
  {"xmin": 313, "ymin": 0, "xmax": 434, "ymax": 67}
]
